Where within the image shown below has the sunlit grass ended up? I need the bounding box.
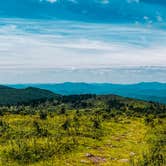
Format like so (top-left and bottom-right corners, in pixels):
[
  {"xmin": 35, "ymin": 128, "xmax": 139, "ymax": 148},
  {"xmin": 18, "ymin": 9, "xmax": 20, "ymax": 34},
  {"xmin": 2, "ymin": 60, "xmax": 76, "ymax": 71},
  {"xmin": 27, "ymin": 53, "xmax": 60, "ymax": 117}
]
[{"xmin": 0, "ymin": 110, "xmax": 165, "ymax": 166}]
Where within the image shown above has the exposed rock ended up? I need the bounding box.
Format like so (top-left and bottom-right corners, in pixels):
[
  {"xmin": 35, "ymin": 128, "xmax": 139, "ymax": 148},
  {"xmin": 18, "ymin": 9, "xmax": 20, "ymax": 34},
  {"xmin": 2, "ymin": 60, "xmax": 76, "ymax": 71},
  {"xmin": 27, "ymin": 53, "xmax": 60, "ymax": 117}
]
[
  {"xmin": 115, "ymin": 137, "xmax": 121, "ymax": 141},
  {"xmin": 85, "ymin": 153, "xmax": 94, "ymax": 157},
  {"xmin": 130, "ymin": 152, "xmax": 136, "ymax": 156},
  {"xmin": 105, "ymin": 143, "xmax": 113, "ymax": 148},
  {"xmin": 110, "ymin": 157, "xmax": 117, "ymax": 161},
  {"xmin": 80, "ymin": 160, "xmax": 89, "ymax": 163},
  {"xmin": 85, "ymin": 153, "xmax": 106, "ymax": 164},
  {"xmin": 118, "ymin": 159, "xmax": 129, "ymax": 163},
  {"xmin": 90, "ymin": 156, "xmax": 106, "ymax": 164}
]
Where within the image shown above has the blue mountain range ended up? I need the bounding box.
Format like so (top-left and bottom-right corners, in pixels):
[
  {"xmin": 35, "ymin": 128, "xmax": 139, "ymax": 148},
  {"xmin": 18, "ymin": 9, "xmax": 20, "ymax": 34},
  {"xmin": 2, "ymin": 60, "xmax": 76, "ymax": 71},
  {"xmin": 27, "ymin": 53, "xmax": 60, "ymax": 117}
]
[{"xmin": 9, "ymin": 82, "xmax": 166, "ymax": 104}]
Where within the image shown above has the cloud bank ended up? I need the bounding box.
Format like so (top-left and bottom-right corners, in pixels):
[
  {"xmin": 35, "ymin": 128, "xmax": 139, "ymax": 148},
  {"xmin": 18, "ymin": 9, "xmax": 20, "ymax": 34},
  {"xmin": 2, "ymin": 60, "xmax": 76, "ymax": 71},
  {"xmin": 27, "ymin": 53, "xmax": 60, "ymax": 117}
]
[{"xmin": 0, "ymin": 19, "xmax": 166, "ymax": 70}]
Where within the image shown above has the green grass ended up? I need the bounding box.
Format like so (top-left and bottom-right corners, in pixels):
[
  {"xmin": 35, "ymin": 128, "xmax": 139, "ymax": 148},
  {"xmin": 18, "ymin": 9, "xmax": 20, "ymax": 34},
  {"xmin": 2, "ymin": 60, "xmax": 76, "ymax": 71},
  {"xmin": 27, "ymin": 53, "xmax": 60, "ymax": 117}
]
[
  {"xmin": 0, "ymin": 94, "xmax": 165, "ymax": 166},
  {"xmin": 0, "ymin": 110, "xmax": 165, "ymax": 166}
]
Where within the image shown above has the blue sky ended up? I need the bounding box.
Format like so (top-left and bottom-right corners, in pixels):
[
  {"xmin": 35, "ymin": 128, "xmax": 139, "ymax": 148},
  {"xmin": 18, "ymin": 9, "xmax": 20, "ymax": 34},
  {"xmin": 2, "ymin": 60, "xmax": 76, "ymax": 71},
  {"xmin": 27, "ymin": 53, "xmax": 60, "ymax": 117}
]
[{"xmin": 0, "ymin": 0, "xmax": 166, "ymax": 83}]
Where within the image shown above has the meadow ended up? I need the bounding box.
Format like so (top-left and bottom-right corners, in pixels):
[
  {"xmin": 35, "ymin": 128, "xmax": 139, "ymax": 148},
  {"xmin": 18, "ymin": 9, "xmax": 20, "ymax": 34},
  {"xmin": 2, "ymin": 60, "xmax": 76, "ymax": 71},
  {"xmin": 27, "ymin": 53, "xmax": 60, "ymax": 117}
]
[{"xmin": 0, "ymin": 95, "xmax": 165, "ymax": 166}]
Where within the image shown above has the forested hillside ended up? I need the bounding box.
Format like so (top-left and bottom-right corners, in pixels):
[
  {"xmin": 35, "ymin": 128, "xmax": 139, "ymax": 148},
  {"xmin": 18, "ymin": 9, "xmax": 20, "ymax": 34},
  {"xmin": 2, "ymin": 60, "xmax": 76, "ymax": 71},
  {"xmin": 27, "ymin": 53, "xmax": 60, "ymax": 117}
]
[
  {"xmin": 0, "ymin": 90, "xmax": 165, "ymax": 165},
  {"xmin": 0, "ymin": 86, "xmax": 57, "ymax": 106},
  {"xmin": 9, "ymin": 82, "xmax": 166, "ymax": 104}
]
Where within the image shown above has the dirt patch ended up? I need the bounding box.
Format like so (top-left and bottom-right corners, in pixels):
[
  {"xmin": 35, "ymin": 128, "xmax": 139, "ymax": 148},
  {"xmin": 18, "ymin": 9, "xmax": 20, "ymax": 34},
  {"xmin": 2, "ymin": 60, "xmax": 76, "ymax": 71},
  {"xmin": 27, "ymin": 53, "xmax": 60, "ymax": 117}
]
[{"xmin": 85, "ymin": 153, "xmax": 107, "ymax": 164}]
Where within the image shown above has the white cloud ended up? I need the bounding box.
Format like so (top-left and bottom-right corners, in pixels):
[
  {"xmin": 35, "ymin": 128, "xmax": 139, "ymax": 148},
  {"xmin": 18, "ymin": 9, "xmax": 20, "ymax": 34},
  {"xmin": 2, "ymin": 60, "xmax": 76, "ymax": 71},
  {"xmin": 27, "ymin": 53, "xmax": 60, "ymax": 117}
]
[
  {"xmin": 40, "ymin": 0, "xmax": 58, "ymax": 3},
  {"xmin": 0, "ymin": 19, "xmax": 166, "ymax": 83},
  {"xmin": 156, "ymin": 15, "xmax": 163, "ymax": 22},
  {"xmin": 127, "ymin": 0, "xmax": 140, "ymax": 3},
  {"xmin": 0, "ymin": 32, "xmax": 166, "ymax": 69},
  {"xmin": 68, "ymin": 0, "xmax": 78, "ymax": 3},
  {"xmin": 100, "ymin": 0, "xmax": 110, "ymax": 4},
  {"xmin": 47, "ymin": 0, "xmax": 57, "ymax": 3},
  {"xmin": 0, "ymin": 19, "xmax": 166, "ymax": 68}
]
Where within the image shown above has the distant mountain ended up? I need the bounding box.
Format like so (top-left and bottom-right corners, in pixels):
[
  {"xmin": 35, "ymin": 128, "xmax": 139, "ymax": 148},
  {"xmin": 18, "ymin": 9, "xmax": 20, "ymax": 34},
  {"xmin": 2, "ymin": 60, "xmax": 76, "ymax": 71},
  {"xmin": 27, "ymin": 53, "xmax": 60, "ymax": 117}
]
[
  {"xmin": 0, "ymin": 85, "xmax": 57, "ymax": 105},
  {"xmin": 9, "ymin": 82, "xmax": 166, "ymax": 104}
]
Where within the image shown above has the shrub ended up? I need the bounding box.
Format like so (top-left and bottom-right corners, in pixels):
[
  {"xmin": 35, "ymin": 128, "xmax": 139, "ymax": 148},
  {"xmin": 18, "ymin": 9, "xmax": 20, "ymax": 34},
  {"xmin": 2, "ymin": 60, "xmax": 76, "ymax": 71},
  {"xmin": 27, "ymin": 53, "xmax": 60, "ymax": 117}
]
[
  {"xmin": 62, "ymin": 118, "xmax": 71, "ymax": 131},
  {"xmin": 33, "ymin": 121, "xmax": 48, "ymax": 136},
  {"xmin": 39, "ymin": 111, "xmax": 48, "ymax": 120}
]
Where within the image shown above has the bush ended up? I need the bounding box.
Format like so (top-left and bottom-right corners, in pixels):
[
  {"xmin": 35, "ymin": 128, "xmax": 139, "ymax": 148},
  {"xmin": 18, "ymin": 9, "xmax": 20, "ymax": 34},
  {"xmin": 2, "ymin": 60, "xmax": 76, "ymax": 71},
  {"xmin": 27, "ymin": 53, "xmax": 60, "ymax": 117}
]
[
  {"xmin": 39, "ymin": 111, "xmax": 48, "ymax": 120},
  {"xmin": 33, "ymin": 121, "xmax": 48, "ymax": 136},
  {"xmin": 62, "ymin": 118, "xmax": 71, "ymax": 131}
]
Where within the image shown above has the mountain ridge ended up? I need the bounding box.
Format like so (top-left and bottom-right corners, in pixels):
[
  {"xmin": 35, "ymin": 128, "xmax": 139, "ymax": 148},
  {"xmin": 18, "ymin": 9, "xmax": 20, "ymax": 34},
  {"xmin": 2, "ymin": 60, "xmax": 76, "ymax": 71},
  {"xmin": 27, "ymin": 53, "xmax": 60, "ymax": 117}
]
[
  {"xmin": 0, "ymin": 85, "xmax": 57, "ymax": 105},
  {"xmin": 7, "ymin": 82, "xmax": 166, "ymax": 104}
]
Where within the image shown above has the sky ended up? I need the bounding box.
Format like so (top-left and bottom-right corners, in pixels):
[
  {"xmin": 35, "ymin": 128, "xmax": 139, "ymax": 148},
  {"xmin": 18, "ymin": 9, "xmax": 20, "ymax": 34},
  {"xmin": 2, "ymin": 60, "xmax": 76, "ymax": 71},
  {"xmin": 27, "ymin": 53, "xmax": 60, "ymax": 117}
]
[{"xmin": 0, "ymin": 0, "xmax": 166, "ymax": 83}]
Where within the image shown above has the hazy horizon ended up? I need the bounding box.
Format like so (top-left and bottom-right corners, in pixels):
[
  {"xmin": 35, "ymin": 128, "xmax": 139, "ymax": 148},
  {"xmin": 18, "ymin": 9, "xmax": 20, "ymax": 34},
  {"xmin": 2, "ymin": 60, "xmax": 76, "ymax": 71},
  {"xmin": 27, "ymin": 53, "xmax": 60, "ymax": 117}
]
[{"xmin": 3, "ymin": 81, "xmax": 166, "ymax": 86}]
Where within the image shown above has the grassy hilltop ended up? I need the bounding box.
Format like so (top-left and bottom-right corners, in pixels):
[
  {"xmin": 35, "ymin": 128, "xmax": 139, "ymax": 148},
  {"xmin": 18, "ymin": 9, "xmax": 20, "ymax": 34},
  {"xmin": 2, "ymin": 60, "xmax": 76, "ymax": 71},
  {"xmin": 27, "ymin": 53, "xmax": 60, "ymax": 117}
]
[{"xmin": 0, "ymin": 87, "xmax": 165, "ymax": 166}]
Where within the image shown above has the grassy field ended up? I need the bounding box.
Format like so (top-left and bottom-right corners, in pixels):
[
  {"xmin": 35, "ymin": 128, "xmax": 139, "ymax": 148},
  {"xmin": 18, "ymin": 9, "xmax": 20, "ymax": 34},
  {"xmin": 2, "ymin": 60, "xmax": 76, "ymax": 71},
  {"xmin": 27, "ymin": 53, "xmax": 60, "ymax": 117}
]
[{"xmin": 0, "ymin": 108, "xmax": 165, "ymax": 166}]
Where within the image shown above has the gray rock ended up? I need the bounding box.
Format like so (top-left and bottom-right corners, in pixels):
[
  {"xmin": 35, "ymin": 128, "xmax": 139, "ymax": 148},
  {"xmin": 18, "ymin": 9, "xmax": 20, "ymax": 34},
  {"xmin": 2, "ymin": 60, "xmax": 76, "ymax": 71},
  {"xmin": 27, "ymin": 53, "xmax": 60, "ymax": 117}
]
[{"xmin": 118, "ymin": 159, "xmax": 129, "ymax": 163}]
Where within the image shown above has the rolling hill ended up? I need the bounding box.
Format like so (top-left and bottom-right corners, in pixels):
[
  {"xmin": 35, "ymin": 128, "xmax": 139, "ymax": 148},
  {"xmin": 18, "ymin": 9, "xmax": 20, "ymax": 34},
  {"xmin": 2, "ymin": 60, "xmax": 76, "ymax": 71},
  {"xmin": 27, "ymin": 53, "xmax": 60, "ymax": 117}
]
[
  {"xmin": 9, "ymin": 82, "xmax": 166, "ymax": 104},
  {"xmin": 0, "ymin": 85, "xmax": 57, "ymax": 105},
  {"xmin": 0, "ymin": 84, "xmax": 166, "ymax": 116},
  {"xmin": 0, "ymin": 86, "xmax": 165, "ymax": 166}
]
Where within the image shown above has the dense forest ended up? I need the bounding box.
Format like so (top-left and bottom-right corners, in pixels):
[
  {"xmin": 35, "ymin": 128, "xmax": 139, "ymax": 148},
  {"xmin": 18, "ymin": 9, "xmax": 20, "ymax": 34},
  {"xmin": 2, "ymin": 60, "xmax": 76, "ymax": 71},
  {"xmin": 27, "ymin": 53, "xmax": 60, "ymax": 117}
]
[
  {"xmin": 0, "ymin": 87, "xmax": 165, "ymax": 165},
  {"xmin": 0, "ymin": 86, "xmax": 57, "ymax": 106}
]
